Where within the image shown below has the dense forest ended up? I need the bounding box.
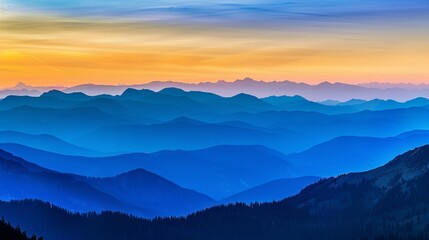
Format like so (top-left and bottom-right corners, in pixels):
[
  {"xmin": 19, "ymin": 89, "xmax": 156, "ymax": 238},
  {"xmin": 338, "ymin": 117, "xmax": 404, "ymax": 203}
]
[
  {"xmin": 1, "ymin": 195, "xmax": 428, "ymax": 240},
  {"xmin": 0, "ymin": 217, "xmax": 42, "ymax": 240}
]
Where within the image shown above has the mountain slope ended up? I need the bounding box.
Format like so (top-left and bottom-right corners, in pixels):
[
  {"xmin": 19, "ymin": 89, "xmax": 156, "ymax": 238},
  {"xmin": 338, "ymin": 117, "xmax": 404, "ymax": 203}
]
[
  {"xmin": 86, "ymin": 169, "xmax": 215, "ymax": 216},
  {"xmin": 0, "ymin": 106, "xmax": 133, "ymax": 140},
  {"xmin": 0, "ymin": 131, "xmax": 101, "ymax": 157},
  {"xmin": 0, "ymin": 148, "xmax": 214, "ymax": 217},
  {"xmin": 262, "ymin": 95, "xmax": 354, "ymax": 114},
  {"xmin": 286, "ymin": 145, "xmax": 429, "ymax": 217},
  {"xmin": 287, "ymin": 130, "xmax": 429, "ymax": 176},
  {"xmin": 2, "ymin": 146, "xmax": 429, "ymax": 239},
  {"xmin": 72, "ymin": 120, "xmax": 299, "ymax": 154},
  {"xmin": 220, "ymin": 107, "xmax": 429, "ymax": 142},
  {"xmin": 222, "ymin": 176, "xmax": 320, "ymax": 204},
  {"xmin": 148, "ymin": 145, "xmax": 294, "ymax": 199},
  {"xmin": 0, "ymin": 144, "xmax": 294, "ymax": 200},
  {"xmin": 0, "ymin": 149, "xmax": 149, "ymax": 216},
  {"xmin": 0, "ymin": 143, "xmax": 153, "ymax": 177},
  {"xmin": 0, "ymin": 218, "xmax": 40, "ymax": 240}
]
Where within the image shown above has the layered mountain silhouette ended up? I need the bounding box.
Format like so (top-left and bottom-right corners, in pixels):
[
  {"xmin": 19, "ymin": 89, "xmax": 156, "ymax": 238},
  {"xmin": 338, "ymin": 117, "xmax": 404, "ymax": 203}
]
[
  {"xmin": 3, "ymin": 83, "xmax": 429, "ymax": 113},
  {"xmin": 85, "ymin": 169, "xmax": 214, "ymax": 216},
  {"xmin": 0, "ymin": 106, "xmax": 132, "ymax": 141},
  {"xmin": 73, "ymin": 120, "xmax": 302, "ymax": 154},
  {"xmin": 2, "ymin": 89, "xmax": 429, "ymax": 156},
  {"xmin": 61, "ymin": 78, "xmax": 429, "ymax": 101},
  {"xmin": 4, "ymin": 128, "xmax": 429, "ymax": 193},
  {"xmin": 0, "ymin": 149, "xmax": 213, "ymax": 217},
  {"xmin": 2, "ymin": 85, "xmax": 429, "ymax": 239},
  {"xmin": 2, "ymin": 145, "xmax": 429, "ymax": 239},
  {"xmin": 321, "ymin": 97, "xmax": 429, "ymax": 111},
  {"xmin": 0, "ymin": 149, "xmax": 146, "ymax": 216},
  {"xmin": 0, "ymin": 144, "xmax": 294, "ymax": 200},
  {"xmin": 218, "ymin": 107, "xmax": 429, "ymax": 142},
  {"xmin": 286, "ymin": 130, "xmax": 429, "ymax": 176},
  {"xmin": 5, "ymin": 79, "xmax": 429, "ymax": 101},
  {"xmin": 0, "ymin": 131, "xmax": 101, "ymax": 157}
]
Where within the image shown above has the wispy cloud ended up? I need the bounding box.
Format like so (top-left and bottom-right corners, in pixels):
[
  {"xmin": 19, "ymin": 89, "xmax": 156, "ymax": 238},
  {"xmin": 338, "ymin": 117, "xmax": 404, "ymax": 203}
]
[{"xmin": 0, "ymin": 0, "xmax": 428, "ymax": 87}]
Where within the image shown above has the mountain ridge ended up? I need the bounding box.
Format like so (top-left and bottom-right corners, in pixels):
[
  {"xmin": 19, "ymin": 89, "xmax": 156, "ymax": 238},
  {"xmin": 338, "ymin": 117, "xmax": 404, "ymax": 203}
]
[
  {"xmin": 2, "ymin": 145, "xmax": 429, "ymax": 239},
  {"xmin": 0, "ymin": 148, "xmax": 214, "ymax": 217},
  {"xmin": 0, "ymin": 143, "xmax": 295, "ymax": 200},
  {"xmin": 5, "ymin": 79, "xmax": 429, "ymax": 101}
]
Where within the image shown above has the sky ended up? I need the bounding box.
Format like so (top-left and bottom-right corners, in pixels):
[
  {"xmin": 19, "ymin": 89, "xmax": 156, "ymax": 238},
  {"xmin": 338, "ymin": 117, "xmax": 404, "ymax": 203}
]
[{"xmin": 0, "ymin": 0, "xmax": 428, "ymax": 87}]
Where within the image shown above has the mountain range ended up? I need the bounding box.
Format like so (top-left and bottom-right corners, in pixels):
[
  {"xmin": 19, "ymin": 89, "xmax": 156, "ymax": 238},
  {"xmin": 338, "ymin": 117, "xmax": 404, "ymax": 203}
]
[
  {"xmin": 1, "ymin": 84, "xmax": 429, "ymax": 239},
  {"xmin": 4, "ymin": 79, "xmax": 429, "ymax": 101},
  {"xmin": 0, "ymin": 131, "xmax": 101, "ymax": 157},
  {"xmin": 286, "ymin": 130, "xmax": 429, "ymax": 177},
  {"xmin": 0, "ymin": 144, "xmax": 294, "ymax": 200},
  {"xmin": 0, "ymin": 149, "xmax": 214, "ymax": 217},
  {"xmin": 2, "ymin": 145, "xmax": 429, "ymax": 239},
  {"xmin": 2, "ymin": 89, "xmax": 429, "ymax": 156},
  {"xmin": 3, "ymin": 128, "xmax": 429, "ymax": 198}
]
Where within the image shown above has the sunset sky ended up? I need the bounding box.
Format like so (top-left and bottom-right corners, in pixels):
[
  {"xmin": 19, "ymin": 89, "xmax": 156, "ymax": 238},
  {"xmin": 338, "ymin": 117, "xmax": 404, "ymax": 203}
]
[{"xmin": 1, "ymin": 0, "xmax": 428, "ymax": 88}]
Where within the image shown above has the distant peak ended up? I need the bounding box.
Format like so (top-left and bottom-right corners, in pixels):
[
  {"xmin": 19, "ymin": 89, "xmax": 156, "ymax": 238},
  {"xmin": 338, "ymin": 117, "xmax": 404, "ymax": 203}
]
[
  {"xmin": 117, "ymin": 168, "xmax": 152, "ymax": 177},
  {"xmin": 234, "ymin": 78, "xmax": 258, "ymax": 83},
  {"xmin": 14, "ymin": 82, "xmax": 29, "ymax": 89},
  {"xmin": 159, "ymin": 87, "xmax": 186, "ymax": 95},
  {"xmin": 121, "ymin": 88, "xmax": 154, "ymax": 98},
  {"xmin": 231, "ymin": 93, "xmax": 259, "ymax": 100},
  {"xmin": 406, "ymin": 97, "xmax": 429, "ymax": 103},
  {"xmin": 42, "ymin": 89, "xmax": 66, "ymax": 96},
  {"xmin": 317, "ymin": 81, "xmax": 333, "ymax": 86},
  {"xmin": 122, "ymin": 88, "xmax": 153, "ymax": 94},
  {"xmin": 41, "ymin": 90, "xmax": 89, "ymax": 100},
  {"xmin": 167, "ymin": 117, "xmax": 205, "ymax": 125}
]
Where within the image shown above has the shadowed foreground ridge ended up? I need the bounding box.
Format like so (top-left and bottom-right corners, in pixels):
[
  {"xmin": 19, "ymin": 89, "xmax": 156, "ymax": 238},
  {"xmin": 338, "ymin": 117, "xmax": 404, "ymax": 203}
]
[
  {"xmin": 0, "ymin": 217, "xmax": 42, "ymax": 240},
  {"xmin": 2, "ymin": 146, "xmax": 429, "ymax": 239}
]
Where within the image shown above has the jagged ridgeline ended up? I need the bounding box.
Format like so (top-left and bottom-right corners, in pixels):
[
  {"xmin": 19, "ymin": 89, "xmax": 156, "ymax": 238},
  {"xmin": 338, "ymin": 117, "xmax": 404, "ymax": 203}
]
[{"xmin": 2, "ymin": 146, "xmax": 429, "ymax": 240}]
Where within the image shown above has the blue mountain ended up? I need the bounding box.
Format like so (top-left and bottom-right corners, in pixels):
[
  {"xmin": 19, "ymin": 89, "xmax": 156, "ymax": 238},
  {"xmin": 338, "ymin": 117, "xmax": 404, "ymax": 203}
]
[
  {"xmin": 119, "ymin": 88, "xmax": 155, "ymax": 100},
  {"xmin": 4, "ymin": 145, "xmax": 429, "ymax": 239},
  {"xmin": 338, "ymin": 97, "xmax": 429, "ymax": 111},
  {"xmin": 0, "ymin": 144, "xmax": 295, "ymax": 200},
  {"xmin": 2, "ymin": 89, "xmax": 429, "ymax": 159},
  {"xmin": 0, "ymin": 106, "xmax": 133, "ymax": 140},
  {"xmin": 0, "ymin": 131, "xmax": 101, "ymax": 156},
  {"xmin": 157, "ymin": 87, "xmax": 223, "ymax": 101},
  {"xmin": 0, "ymin": 148, "xmax": 214, "ymax": 217},
  {"xmin": 262, "ymin": 95, "xmax": 354, "ymax": 114},
  {"xmin": 0, "ymin": 95, "xmax": 75, "ymax": 110},
  {"xmin": 286, "ymin": 130, "xmax": 429, "ymax": 177},
  {"xmin": 0, "ymin": 142, "xmax": 152, "ymax": 176},
  {"xmin": 221, "ymin": 176, "xmax": 321, "ymax": 204},
  {"xmin": 85, "ymin": 169, "xmax": 214, "ymax": 216},
  {"xmin": 220, "ymin": 107, "xmax": 429, "ymax": 143},
  {"xmin": 0, "ymin": 149, "xmax": 151, "ymax": 217},
  {"xmin": 41, "ymin": 90, "xmax": 92, "ymax": 101},
  {"xmin": 147, "ymin": 145, "xmax": 294, "ymax": 199},
  {"xmin": 72, "ymin": 120, "xmax": 298, "ymax": 154}
]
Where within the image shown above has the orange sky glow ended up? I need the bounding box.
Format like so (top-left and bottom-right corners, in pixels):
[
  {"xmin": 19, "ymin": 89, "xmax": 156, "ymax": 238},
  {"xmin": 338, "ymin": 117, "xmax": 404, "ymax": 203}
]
[{"xmin": 1, "ymin": 10, "xmax": 428, "ymax": 88}]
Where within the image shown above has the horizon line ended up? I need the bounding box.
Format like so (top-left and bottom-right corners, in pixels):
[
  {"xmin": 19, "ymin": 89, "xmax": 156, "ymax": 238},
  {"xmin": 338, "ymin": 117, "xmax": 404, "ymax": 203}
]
[{"xmin": 4, "ymin": 78, "xmax": 429, "ymax": 90}]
